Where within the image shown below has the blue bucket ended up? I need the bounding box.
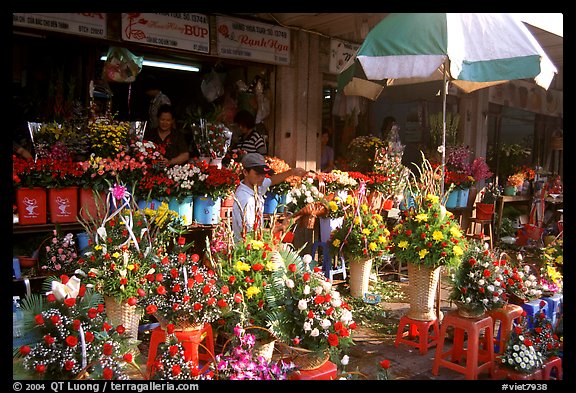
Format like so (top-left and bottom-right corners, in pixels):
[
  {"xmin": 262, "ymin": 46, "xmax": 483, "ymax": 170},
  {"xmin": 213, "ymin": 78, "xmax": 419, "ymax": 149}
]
[
  {"xmin": 76, "ymin": 232, "xmax": 90, "ymax": 252},
  {"xmin": 457, "ymin": 188, "xmax": 470, "ymax": 208},
  {"xmin": 169, "ymin": 196, "xmax": 194, "ymax": 226},
  {"xmin": 445, "ymin": 190, "xmax": 459, "ymax": 209},
  {"xmin": 193, "ymin": 195, "xmax": 221, "ymax": 225},
  {"xmin": 137, "ymin": 198, "xmax": 163, "ymax": 211},
  {"xmin": 264, "ymin": 193, "xmax": 287, "ymax": 214}
]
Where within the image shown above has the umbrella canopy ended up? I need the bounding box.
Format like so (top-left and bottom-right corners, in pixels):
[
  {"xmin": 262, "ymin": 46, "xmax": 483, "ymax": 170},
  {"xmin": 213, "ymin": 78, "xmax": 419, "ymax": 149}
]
[{"xmin": 338, "ymin": 13, "xmax": 558, "ymax": 196}]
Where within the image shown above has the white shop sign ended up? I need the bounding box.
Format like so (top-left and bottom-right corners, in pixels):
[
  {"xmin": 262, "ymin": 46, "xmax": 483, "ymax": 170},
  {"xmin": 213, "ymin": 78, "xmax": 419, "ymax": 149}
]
[
  {"xmin": 329, "ymin": 38, "xmax": 359, "ymax": 75},
  {"xmin": 121, "ymin": 13, "xmax": 210, "ymax": 54},
  {"xmin": 13, "ymin": 13, "xmax": 107, "ymax": 38},
  {"xmin": 216, "ymin": 16, "xmax": 290, "ymax": 65}
]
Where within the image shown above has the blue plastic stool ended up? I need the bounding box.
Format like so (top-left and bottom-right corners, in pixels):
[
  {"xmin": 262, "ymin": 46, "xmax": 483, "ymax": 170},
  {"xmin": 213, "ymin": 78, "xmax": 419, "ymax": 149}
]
[
  {"xmin": 310, "ymin": 241, "xmax": 346, "ymax": 282},
  {"xmin": 541, "ymin": 293, "xmax": 563, "ymax": 329},
  {"xmin": 521, "ymin": 299, "xmax": 549, "ymax": 328}
]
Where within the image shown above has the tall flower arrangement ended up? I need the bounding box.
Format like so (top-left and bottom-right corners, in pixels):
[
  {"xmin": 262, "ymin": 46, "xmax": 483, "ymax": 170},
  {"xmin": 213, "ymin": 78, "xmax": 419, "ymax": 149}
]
[
  {"xmin": 16, "ymin": 275, "xmax": 137, "ymax": 380},
  {"xmin": 141, "ymin": 238, "xmax": 235, "ymax": 327}
]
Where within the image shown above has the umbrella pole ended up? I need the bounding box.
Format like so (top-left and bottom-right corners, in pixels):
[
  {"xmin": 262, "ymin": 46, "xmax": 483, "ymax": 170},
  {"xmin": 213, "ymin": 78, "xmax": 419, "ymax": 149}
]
[{"xmin": 440, "ymin": 59, "xmax": 448, "ymax": 197}]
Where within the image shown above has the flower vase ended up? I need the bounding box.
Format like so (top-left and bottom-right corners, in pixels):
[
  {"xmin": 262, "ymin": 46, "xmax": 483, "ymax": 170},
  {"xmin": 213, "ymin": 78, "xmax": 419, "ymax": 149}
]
[
  {"xmin": 48, "ymin": 186, "xmax": 79, "ymax": 223},
  {"xmin": 16, "ymin": 187, "xmax": 47, "ymax": 225},
  {"xmin": 504, "ymin": 186, "xmax": 517, "ymax": 196},
  {"xmin": 348, "ymin": 257, "xmax": 373, "ymax": 298},
  {"xmin": 137, "ymin": 198, "xmax": 163, "ymax": 211},
  {"xmin": 406, "ymin": 263, "xmax": 442, "ymax": 321},
  {"xmin": 319, "ymin": 217, "xmax": 344, "ymax": 243},
  {"xmin": 457, "ymin": 188, "xmax": 470, "ymax": 208}
]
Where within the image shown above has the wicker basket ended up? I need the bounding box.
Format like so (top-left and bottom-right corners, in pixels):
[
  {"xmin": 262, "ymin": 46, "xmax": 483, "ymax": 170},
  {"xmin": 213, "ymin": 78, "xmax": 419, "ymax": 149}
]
[
  {"xmin": 293, "ymin": 202, "xmax": 327, "ymax": 229},
  {"xmin": 406, "ymin": 263, "xmax": 442, "ymax": 321},
  {"xmin": 104, "ymin": 296, "xmax": 141, "ymax": 340},
  {"xmin": 282, "ymin": 346, "xmax": 330, "ymax": 370},
  {"xmin": 454, "ymin": 301, "xmax": 486, "ymax": 318},
  {"xmin": 154, "ymin": 313, "xmax": 204, "ymax": 332},
  {"xmin": 348, "ymin": 257, "xmax": 373, "ymax": 298}
]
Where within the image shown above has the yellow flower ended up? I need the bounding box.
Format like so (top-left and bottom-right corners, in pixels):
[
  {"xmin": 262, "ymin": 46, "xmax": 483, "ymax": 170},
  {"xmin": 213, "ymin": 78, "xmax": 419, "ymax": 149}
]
[
  {"xmin": 354, "ymin": 216, "xmax": 360, "ymax": 225},
  {"xmin": 555, "ymin": 255, "xmax": 563, "ymax": 264},
  {"xmin": 453, "ymin": 245, "xmax": 464, "ymax": 256},
  {"xmin": 362, "ymin": 228, "xmax": 371, "ymax": 236},
  {"xmin": 127, "ymin": 264, "xmax": 135, "ymax": 271},
  {"xmin": 333, "ymin": 239, "xmax": 341, "ymax": 248},
  {"xmin": 361, "ymin": 204, "xmax": 369, "ymax": 213},
  {"xmin": 328, "ymin": 201, "xmax": 338, "ymax": 212},
  {"xmin": 449, "ymin": 226, "xmax": 462, "ymax": 238},
  {"xmin": 234, "ymin": 260, "xmax": 251, "ymax": 272},
  {"xmin": 378, "ymin": 235, "xmax": 387, "ymax": 244},
  {"xmin": 112, "ymin": 251, "xmax": 121, "ymax": 259},
  {"xmin": 265, "ymin": 260, "xmax": 277, "ymax": 271},
  {"xmin": 432, "ymin": 231, "xmax": 444, "ymax": 241},
  {"xmin": 249, "ymin": 240, "xmax": 265, "ymax": 250},
  {"xmin": 369, "ymin": 242, "xmax": 378, "ymax": 251},
  {"xmin": 426, "ymin": 194, "xmax": 440, "ymax": 204},
  {"xmin": 415, "ymin": 213, "xmax": 428, "ymax": 223},
  {"xmin": 418, "ymin": 249, "xmax": 429, "ymax": 259},
  {"xmin": 398, "ymin": 240, "xmax": 409, "ymax": 250},
  {"xmin": 246, "ymin": 286, "xmax": 260, "ymax": 299}
]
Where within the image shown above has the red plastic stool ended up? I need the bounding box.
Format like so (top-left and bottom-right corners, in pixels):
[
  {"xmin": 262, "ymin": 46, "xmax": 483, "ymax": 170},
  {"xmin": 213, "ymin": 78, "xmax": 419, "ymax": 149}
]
[
  {"xmin": 147, "ymin": 323, "xmax": 215, "ymax": 377},
  {"xmin": 542, "ymin": 356, "xmax": 562, "ymax": 380},
  {"xmin": 487, "ymin": 304, "xmax": 524, "ymax": 355},
  {"xmin": 288, "ymin": 360, "xmax": 338, "ymax": 380},
  {"xmin": 432, "ymin": 311, "xmax": 495, "ymax": 380},
  {"xmin": 394, "ymin": 315, "xmax": 439, "ymax": 355},
  {"xmin": 492, "ymin": 363, "xmax": 543, "ymax": 380}
]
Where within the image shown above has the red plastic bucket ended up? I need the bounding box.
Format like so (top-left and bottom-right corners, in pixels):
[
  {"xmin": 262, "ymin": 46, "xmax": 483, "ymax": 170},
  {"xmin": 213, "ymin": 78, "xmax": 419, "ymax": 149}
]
[
  {"xmin": 48, "ymin": 187, "xmax": 79, "ymax": 223},
  {"xmin": 475, "ymin": 203, "xmax": 495, "ymax": 220},
  {"xmin": 16, "ymin": 187, "xmax": 47, "ymax": 225}
]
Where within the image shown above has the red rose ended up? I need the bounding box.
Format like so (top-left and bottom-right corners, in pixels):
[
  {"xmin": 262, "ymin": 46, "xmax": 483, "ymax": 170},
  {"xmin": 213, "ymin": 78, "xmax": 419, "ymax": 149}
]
[
  {"xmin": 193, "ymin": 303, "xmax": 202, "ymax": 311},
  {"xmin": 64, "ymin": 298, "xmax": 76, "ymax": 307},
  {"xmin": 156, "ymin": 285, "xmax": 167, "ymax": 295},
  {"xmin": 172, "ymin": 364, "xmax": 181, "ymax": 376},
  {"xmin": 103, "ymin": 343, "xmax": 113, "ymax": 356},
  {"xmin": 380, "ymin": 359, "xmax": 391, "ymax": 369},
  {"xmin": 44, "ymin": 335, "xmax": 55, "ymax": 345},
  {"xmin": 146, "ymin": 304, "xmax": 158, "ymax": 314},
  {"xmin": 98, "ymin": 303, "xmax": 105, "ymax": 313},
  {"xmin": 327, "ymin": 333, "xmax": 339, "ymax": 346},
  {"xmin": 167, "ymin": 324, "xmax": 175, "ymax": 334},
  {"xmin": 137, "ymin": 288, "xmax": 146, "ymax": 297},
  {"xmin": 46, "ymin": 294, "xmax": 56, "ymax": 302},
  {"xmin": 123, "ymin": 353, "xmax": 133, "ymax": 363},
  {"xmin": 127, "ymin": 297, "xmax": 137, "ymax": 306},
  {"xmin": 292, "ymin": 337, "xmax": 300, "ymax": 345},
  {"xmin": 35, "ymin": 364, "xmax": 46, "ymax": 373},
  {"xmin": 103, "ymin": 322, "xmax": 112, "ymax": 331},
  {"xmin": 65, "ymin": 360, "xmax": 75, "ymax": 371},
  {"xmin": 288, "ymin": 263, "xmax": 297, "ymax": 272},
  {"xmin": 19, "ymin": 345, "xmax": 31, "ymax": 356},
  {"xmin": 66, "ymin": 336, "xmax": 78, "ymax": 347},
  {"xmin": 169, "ymin": 345, "xmax": 179, "ymax": 357},
  {"xmin": 50, "ymin": 315, "xmax": 61, "ymax": 325},
  {"xmin": 191, "ymin": 254, "xmax": 200, "ymax": 263},
  {"xmin": 103, "ymin": 367, "xmax": 114, "ymax": 380},
  {"xmin": 217, "ymin": 299, "xmax": 228, "ymax": 308},
  {"xmin": 116, "ymin": 325, "xmax": 126, "ymax": 334},
  {"xmin": 87, "ymin": 308, "xmax": 98, "ymax": 319}
]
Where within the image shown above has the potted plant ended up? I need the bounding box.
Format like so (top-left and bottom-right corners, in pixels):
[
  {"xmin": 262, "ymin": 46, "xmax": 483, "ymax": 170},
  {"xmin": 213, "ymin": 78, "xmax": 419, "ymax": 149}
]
[{"xmin": 448, "ymin": 244, "xmax": 508, "ymax": 318}]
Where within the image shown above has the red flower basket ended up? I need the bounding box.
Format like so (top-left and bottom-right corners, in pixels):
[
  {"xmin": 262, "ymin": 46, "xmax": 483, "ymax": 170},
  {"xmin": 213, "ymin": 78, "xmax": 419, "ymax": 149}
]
[{"xmin": 475, "ymin": 203, "xmax": 495, "ymax": 220}]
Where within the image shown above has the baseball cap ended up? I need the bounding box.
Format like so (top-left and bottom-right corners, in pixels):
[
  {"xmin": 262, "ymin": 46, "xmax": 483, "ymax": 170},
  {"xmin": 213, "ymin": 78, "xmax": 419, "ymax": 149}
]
[{"xmin": 241, "ymin": 153, "xmax": 274, "ymax": 174}]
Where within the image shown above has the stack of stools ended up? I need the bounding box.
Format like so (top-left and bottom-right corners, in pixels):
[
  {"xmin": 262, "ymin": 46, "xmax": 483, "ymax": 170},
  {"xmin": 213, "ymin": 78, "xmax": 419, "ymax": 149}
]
[
  {"xmin": 394, "ymin": 315, "xmax": 439, "ymax": 355},
  {"xmin": 146, "ymin": 323, "xmax": 215, "ymax": 377},
  {"xmin": 487, "ymin": 304, "xmax": 524, "ymax": 355},
  {"xmin": 432, "ymin": 311, "xmax": 495, "ymax": 380}
]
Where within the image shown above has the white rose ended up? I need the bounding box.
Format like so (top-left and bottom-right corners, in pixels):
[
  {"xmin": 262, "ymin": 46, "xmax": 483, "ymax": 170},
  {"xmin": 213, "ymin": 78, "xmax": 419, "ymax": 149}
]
[
  {"xmin": 303, "ymin": 321, "xmax": 312, "ymax": 331},
  {"xmin": 310, "ymin": 328, "xmax": 320, "ymax": 337},
  {"xmin": 321, "ymin": 319, "xmax": 332, "ymax": 329},
  {"xmin": 302, "ymin": 254, "xmax": 313, "ymax": 264},
  {"xmin": 286, "ymin": 279, "xmax": 295, "ymax": 288},
  {"xmin": 341, "ymin": 355, "xmax": 349, "ymax": 366},
  {"xmin": 298, "ymin": 299, "xmax": 308, "ymax": 311},
  {"xmin": 303, "ymin": 285, "xmax": 310, "ymax": 295}
]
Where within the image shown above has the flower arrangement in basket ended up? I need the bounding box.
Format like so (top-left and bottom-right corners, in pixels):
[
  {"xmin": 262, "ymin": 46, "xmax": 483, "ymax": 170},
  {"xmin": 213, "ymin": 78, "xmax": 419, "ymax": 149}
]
[
  {"xmin": 286, "ymin": 175, "xmax": 327, "ymax": 228},
  {"xmin": 214, "ymin": 230, "xmax": 281, "ymax": 336},
  {"xmin": 389, "ymin": 156, "xmax": 468, "ymax": 269},
  {"xmin": 78, "ymin": 184, "xmax": 160, "ymax": 305},
  {"xmin": 141, "ymin": 237, "xmax": 235, "ymax": 328},
  {"xmin": 498, "ymin": 316, "xmax": 545, "ymax": 374},
  {"xmin": 448, "ymin": 244, "xmax": 508, "ymax": 316},
  {"xmin": 39, "ymin": 229, "xmax": 82, "ymax": 275},
  {"xmin": 328, "ymin": 190, "xmax": 390, "ymax": 260},
  {"xmin": 345, "ymin": 135, "xmax": 386, "ymax": 172},
  {"xmin": 15, "ymin": 275, "xmax": 138, "ymax": 380},
  {"xmin": 321, "ymin": 192, "xmax": 353, "ymax": 219},
  {"xmin": 164, "ymin": 163, "xmax": 206, "ymax": 202},
  {"xmin": 209, "ymin": 325, "xmax": 296, "ymax": 380},
  {"xmin": 500, "ymin": 253, "xmax": 544, "ymax": 303},
  {"xmin": 148, "ymin": 327, "xmax": 215, "ymax": 380},
  {"xmin": 265, "ymin": 246, "xmax": 356, "ymax": 364},
  {"xmin": 314, "ymin": 170, "xmax": 358, "ymax": 195}
]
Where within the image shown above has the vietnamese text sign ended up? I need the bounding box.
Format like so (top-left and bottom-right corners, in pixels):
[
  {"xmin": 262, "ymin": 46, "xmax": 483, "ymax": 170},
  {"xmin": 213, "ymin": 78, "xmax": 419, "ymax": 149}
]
[
  {"xmin": 216, "ymin": 16, "xmax": 290, "ymax": 65},
  {"xmin": 122, "ymin": 13, "xmax": 209, "ymax": 54},
  {"xmin": 13, "ymin": 13, "xmax": 107, "ymax": 38},
  {"xmin": 329, "ymin": 38, "xmax": 359, "ymax": 75}
]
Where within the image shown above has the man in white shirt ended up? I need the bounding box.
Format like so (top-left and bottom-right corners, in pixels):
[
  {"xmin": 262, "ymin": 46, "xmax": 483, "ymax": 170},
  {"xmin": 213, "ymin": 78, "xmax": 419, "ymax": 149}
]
[{"xmin": 232, "ymin": 153, "xmax": 306, "ymax": 241}]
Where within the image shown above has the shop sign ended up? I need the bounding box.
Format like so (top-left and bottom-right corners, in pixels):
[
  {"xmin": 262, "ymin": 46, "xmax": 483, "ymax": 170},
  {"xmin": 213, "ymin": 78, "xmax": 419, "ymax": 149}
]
[
  {"xmin": 489, "ymin": 80, "xmax": 563, "ymax": 117},
  {"xmin": 13, "ymin": 13, "xmax": 107, "ymax": 38},
  {"xmin": 329, "ymin": 38, "xmax": 359, "ymax": 75},
  {"xmin": 121, "ymin": 13, "xmax": 210, "ymax": 54},
  {"xmin": 216, "ymin": 16, "xmax": 290, "ymax": 65}
]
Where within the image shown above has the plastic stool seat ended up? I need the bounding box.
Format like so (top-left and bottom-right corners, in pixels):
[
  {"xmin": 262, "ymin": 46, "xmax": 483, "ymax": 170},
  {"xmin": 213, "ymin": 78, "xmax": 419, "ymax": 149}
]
[
  {"xmin": 432, "ymin": 311, "xmax": 495, "ymax": 380},
  {"xmin": 146, "ymin": 323, "xmax": 215, "ymax": 377},
  {"xmin": 311, "ymin": 241, "xmax": 346, "ymax": 282},
  {"xmin": 394, "ymin": 315, "xmax": 439, "ymax": 355},
  {"xmin": 542, "ymin": 356, "xmax": 562, "ymax": 380},
  {"xmin": 487, "ymin": 304, "xmax": 524, "ymax": 355}
]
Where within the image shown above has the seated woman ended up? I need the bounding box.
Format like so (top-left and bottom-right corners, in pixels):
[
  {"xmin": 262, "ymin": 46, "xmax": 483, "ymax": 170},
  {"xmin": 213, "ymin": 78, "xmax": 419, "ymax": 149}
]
[{"xmin": 143, "ymin": 104, "xmax": 190, "ymax": 166}]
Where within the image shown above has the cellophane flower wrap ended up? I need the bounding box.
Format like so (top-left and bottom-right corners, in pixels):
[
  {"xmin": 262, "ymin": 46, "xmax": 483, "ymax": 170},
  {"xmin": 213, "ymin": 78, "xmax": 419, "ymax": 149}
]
[
  {"xmin": 449, "ymin": 244, "xmax": 508, "ymax": 314},
  {"xmin": 210, "ymin": 325, "xmax": 296, "ymax": 380},
  {"xmin": 165, "ymin": 163, "xmax": 206, "ymax": 202},
  {"xmin": 266, "ymin": 246, "xmax": 356, "ymax": 359},
  {"xmin": 16, "ymin": 275, "xmax": 136, "ymax": 380},
  {"xmin": 142, "ymin": 237, "xmax": 235, "ymax": 327},
  {"xmin": 499, "ymin": 321, "xmax": 544, "ymax": 374}
]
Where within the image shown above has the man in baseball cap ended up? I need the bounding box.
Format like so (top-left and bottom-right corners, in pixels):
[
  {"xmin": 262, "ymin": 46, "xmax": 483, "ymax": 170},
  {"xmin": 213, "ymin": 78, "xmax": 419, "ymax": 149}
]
[{"xmin": 232, "ymin": 153, "xmax": 307, "ymax": 241}]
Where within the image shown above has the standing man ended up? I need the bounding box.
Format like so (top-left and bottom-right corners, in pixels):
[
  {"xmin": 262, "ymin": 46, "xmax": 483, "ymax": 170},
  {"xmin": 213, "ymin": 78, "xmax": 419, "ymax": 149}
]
[
  {"xmin": 232, "ymin": 153, "xmax": 306, "ymax": 241},
  {"xmin": 143, "ymin": 75, "xmax": 171, "ymax": 132}
]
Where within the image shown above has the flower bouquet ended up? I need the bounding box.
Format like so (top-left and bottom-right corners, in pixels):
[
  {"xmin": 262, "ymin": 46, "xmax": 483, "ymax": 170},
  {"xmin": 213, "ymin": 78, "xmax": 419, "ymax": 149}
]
[
  {"xmin": 196, "ymin": 161, "xmax": 240, "ymax": 200},
  {"xmin": 164, "ymin": 163, "xmax": 206, "ymax": 202},
  {"xmin": 501, "ymin": 254, "xmax": 543, "ymax": 303},
  {"xmin": 498, "ymin": 321, "xmax": 545, "ymax": 374},
  {"xmin": 88, "ymin": 119, "xmax": 132, "ymax": 159},
  {"xmin": 266, "ymin": 246, "xmax": 356, "ymax": 364},
  {"xmin": 78, "ymin": 152, "xmax": 149, "ymax": 193},
  {"xmin": 265, "ymin": 155, "xmax": 298, "ymax": 196},
  {"xmin": 210, "ymin": 325, "xmax": 296, "ymax": 380},
  {"xmin": 314, "ymin": 170, "xmax": 358, "ymax": 195},
  {"xmin": 195, "ymin": 122, "xmax": 232, "ymax": 159},
  {"xmin": 39, "ymin": 230, "xmax": 81, "ymax": 275},
  {"xmin": 141, "ymin": 239, "xmax": 235, "ymax": 329},
  {"xmin": 16, "ymin": 275, "xmax": 137, "ymax": 380},
  {"xmin": 345, "ymin": 136, "xmax": 386, "ymax": 172},
  {"xmin": 449, "ymin": 245, "xmax": 507, "ymax": 317},
  {"xmin": 286, "ymin": 175, "xmax": 327, "ymax": 228},
  {"xmin": 479, "ymin": 182, "xmax": 502, "ymax": 204}
]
